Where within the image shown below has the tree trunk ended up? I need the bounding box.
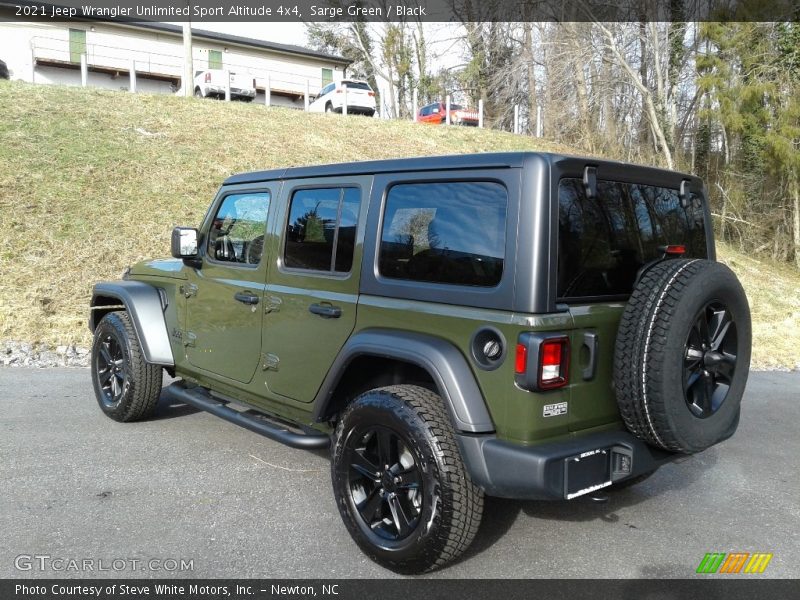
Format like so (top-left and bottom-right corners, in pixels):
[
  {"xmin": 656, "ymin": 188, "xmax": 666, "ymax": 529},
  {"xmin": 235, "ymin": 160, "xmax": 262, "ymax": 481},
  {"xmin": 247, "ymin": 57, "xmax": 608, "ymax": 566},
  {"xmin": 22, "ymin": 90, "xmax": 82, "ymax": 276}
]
[
  {"xmin": 523, "ymin": 22, "xmax": 537, "ymax": 133},
  {"xmin": 793, "ymin": 178, "xmax": 800, "ymax": 269}
]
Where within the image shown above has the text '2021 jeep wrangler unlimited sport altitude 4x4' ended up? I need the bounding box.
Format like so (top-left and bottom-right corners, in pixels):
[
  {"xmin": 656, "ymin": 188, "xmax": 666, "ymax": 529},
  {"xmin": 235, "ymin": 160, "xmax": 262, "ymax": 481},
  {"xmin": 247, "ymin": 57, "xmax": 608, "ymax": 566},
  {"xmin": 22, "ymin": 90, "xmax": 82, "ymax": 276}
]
[{"xmin": 89, "ymin": 152, "xmax": 750, "ymax": 573}]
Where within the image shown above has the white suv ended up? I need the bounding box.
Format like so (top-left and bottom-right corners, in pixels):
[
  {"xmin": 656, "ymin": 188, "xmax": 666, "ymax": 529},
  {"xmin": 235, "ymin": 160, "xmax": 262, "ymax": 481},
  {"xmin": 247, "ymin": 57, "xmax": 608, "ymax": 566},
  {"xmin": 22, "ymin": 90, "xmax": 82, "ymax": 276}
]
[
  {"xmin": 309, "ymin": 79, "xmax": 376, "ymax": 116},
  {"xmin": 193, "ymin": 69, "xmax": 256, "ymax": 101}
]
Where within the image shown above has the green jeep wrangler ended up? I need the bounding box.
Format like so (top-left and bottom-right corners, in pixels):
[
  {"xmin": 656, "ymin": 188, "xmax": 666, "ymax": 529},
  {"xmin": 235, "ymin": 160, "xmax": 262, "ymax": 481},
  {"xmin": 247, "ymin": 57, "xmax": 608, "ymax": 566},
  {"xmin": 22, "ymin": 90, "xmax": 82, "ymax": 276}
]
[{"xmin": 89, "ymin": 152, "xmax": 751, "ymax": 572}]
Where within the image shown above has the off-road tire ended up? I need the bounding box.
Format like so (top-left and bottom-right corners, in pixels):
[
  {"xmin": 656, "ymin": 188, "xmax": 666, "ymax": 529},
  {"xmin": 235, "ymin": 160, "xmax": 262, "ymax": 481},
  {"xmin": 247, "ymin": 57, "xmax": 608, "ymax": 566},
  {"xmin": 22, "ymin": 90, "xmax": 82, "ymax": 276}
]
[
  {"xmin": 331, "ymin": 385, "xmax": 483, "ymax": 573},
  {"xmin": 91, "ymin": 311, "xmax": 162, "ymax": 422},
  {"xmin": 614, "ymin": 259, "xmax": 751, "ymax": 454}
]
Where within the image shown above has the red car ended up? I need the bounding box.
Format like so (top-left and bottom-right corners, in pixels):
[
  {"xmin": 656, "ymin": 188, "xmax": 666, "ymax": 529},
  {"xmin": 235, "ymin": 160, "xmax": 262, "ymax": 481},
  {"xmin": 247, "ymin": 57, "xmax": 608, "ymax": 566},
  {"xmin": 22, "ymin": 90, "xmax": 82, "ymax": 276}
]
[{"xmin": 418, "ymin": 101, "xmax": 479, "ymax": 126}]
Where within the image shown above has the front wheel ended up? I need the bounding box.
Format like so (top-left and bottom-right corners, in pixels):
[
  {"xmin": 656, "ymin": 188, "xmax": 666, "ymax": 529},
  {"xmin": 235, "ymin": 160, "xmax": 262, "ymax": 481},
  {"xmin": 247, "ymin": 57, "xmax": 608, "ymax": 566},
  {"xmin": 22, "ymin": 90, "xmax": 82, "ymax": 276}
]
[
  {"xmin": 91, "ymin": 311, "xmax": 162, "ymax": 422},
  {"xmin": 331, "ymin": 385, "xmax": 483, "ymax": 573}
]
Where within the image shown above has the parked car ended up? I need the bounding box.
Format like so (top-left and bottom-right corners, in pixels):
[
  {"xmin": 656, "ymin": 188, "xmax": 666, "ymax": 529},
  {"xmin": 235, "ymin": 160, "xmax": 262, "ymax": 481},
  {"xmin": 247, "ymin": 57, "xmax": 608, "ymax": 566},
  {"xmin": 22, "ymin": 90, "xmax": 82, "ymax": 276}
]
[
  {"xmin": 89, "ymin": 152, "xmax": 751, "ymax": 573},
  {"xmin": 193, "ymin": 69, "xmax": 255, "ymax": 101},
  {"xmin": 309, "ymin": 79, "xmax": 376, "ymax": 116},
  {"xmin": 418, "ymin": 101, "xmax": 479, "ymax": 126},
  {"xmin": 0, "ymin": 59, "xmax": 9, "ymax": 80}
]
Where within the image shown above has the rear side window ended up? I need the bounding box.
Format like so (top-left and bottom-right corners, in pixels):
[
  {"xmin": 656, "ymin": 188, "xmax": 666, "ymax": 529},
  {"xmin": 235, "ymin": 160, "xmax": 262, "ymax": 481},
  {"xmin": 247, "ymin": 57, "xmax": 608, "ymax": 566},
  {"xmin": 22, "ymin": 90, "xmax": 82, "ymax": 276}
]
[
  {"xmin": 284, "ymin": 187, "xmax": 360, "ymax": 273},
  {"xmin": 558, "ymin": 178, "xmax": 707, "ymax": 299},
  {"xmin": 379, "ymin": 181, "xmax": 507, "ymax": 287}
]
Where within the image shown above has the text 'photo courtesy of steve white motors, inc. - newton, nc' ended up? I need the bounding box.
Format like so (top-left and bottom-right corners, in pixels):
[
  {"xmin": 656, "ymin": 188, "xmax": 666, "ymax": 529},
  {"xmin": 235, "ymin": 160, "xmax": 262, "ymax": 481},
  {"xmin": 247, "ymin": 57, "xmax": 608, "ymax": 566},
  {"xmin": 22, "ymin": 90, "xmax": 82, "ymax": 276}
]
[{"xmin": 13, "ymin": 2, "xmax": 428, "ymax": 19}]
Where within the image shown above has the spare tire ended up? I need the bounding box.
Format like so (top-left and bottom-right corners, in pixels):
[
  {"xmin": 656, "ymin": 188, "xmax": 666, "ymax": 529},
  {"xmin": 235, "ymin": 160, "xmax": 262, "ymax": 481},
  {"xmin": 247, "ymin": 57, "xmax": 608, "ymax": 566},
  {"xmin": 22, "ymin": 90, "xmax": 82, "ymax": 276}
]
[{"xmin": 613, "ymin": 258, "xmax": 751, "ymax": 454}]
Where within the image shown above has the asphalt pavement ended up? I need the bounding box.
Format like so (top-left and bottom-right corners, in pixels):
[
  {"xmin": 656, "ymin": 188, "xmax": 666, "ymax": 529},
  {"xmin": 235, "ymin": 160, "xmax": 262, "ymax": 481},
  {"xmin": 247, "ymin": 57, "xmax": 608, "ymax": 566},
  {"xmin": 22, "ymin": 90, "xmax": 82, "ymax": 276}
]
[{"xmin": 1, "ymin": 368, "xmax": 797, "ymax": 579}]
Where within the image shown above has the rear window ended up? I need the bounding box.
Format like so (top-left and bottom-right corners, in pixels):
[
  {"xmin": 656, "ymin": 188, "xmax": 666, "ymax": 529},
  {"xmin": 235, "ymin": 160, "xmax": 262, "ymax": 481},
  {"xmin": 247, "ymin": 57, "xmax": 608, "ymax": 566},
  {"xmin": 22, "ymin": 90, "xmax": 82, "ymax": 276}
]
[
  {"xmin": 379, "ymin": 181, "xmax": 507, "ymax": 287},
  {"xmin": 558, "ymin": 178, "xmax": 707, "ymax": 299},
  {"xmin": 342, "ymin": 81, "xmax": 371, "ymax": 91}
]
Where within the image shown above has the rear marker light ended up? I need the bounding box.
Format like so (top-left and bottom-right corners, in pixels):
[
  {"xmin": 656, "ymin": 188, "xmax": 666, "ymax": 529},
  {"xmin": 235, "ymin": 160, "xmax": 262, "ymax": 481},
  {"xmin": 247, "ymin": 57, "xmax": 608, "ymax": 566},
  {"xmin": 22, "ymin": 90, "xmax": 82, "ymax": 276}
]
[{"xmin": 515, "ymin": 343, "xmax": 528, "ymax": 374}]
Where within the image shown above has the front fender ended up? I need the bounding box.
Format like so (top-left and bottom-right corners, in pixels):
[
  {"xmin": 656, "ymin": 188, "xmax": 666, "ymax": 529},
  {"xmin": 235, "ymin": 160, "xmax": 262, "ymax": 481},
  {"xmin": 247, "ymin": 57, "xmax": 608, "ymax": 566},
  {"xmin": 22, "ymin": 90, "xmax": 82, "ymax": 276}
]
[
  {"xmin": 90, "ymin": 281, "xmax": 174, "ymax": 366},
  {"xmin": 312, "ymin": 329, "xmax": 495, "ymax": 433}
]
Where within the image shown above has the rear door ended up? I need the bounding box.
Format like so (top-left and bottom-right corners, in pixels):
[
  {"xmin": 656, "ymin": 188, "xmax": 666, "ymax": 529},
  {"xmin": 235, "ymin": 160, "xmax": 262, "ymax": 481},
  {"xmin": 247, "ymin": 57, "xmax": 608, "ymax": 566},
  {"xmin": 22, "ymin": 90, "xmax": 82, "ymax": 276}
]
[
  {"xmin": 342, "ymin": 81, "xmax": 373, "ymax": 107},
  {"xmin": 261, "ymin": 176, "xmax": 371, "ymax": 402},
  {"xmin": 556, "ymin": 175, "xmax": 708, "ymax": 431}
]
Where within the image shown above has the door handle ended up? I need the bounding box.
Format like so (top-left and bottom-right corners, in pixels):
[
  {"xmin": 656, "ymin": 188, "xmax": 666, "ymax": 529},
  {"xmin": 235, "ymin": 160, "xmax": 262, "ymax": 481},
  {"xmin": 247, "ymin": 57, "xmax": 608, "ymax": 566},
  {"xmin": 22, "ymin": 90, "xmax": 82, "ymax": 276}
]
[
  {"xmin": 234, "ymin": 291, "xmax": 260, "ymax": 305},
  {"xmin": 582, "ymin": 331, "xmax": 598, "ymax": 381},
  {"xmin": 309, "ymin": 303, "xmax": 342, "ymax": 319}
]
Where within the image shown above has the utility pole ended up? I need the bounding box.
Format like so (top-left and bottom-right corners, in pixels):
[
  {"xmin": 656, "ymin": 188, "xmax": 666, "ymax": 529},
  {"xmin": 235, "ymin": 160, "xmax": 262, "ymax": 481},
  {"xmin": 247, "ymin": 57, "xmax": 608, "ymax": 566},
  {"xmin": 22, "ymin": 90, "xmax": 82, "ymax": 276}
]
[{"xmin": 182, "ymin": 9, "xmax": 192, "ymax": 97}]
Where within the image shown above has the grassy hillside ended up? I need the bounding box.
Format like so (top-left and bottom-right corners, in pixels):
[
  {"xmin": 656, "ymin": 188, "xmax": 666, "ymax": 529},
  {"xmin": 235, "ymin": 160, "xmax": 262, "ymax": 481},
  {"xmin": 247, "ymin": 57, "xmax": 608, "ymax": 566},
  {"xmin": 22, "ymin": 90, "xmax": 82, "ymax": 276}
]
[{"xmin": 1, "ymin": 80, "xmax": 798, "ymax": 369}]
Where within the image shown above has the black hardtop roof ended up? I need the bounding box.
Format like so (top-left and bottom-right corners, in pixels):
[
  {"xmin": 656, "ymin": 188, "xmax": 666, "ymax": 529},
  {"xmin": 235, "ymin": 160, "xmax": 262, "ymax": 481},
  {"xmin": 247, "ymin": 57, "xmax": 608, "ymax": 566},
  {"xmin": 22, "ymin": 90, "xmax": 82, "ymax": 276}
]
[{"xmin": 222, "ymin": 152, "xmax": 697, "ymax": 186}]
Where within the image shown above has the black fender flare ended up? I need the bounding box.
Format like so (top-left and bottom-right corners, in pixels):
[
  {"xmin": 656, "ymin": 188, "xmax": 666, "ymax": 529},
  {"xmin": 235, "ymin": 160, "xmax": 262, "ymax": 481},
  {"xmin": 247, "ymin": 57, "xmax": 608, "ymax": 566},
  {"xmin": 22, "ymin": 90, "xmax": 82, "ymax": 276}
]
[
  {"xmin": 89, "ymin": 281, "xmax": 174, "ymax": 367},
  {"xmin": 312, "ymin": 329, "xmax": 495, "ymax": 433}
]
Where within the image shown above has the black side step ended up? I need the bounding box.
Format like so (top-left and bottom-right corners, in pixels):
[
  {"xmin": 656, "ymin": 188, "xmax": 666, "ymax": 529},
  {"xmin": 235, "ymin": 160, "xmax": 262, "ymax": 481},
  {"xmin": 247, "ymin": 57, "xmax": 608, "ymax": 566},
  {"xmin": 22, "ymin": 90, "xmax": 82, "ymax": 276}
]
[{"xmin": 164, "ymin": 383, "xmax": 330, "ymax": 450}]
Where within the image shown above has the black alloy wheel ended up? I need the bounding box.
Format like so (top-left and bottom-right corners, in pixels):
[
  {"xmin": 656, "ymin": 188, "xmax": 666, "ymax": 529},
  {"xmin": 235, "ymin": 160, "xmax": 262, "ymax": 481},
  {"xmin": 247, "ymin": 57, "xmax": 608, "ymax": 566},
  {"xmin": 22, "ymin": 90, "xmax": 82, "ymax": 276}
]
[
  {"xmin": 90, "ymin": 311, "xmax": 162, "ymax": 422},
  {"xmin": 95, "ymin": 330, "xmax": 128, "ymax": 409},
  {"xmin": 683, "ymin": 301, "xmax": 738, "ymax": 419},
  {"xmin": 345, "ymin": 425, "xmax": 423, "ymax": 541},
  {"xmin": 331, "ymin": 385, "xmax": 483, "ymax": 572}
]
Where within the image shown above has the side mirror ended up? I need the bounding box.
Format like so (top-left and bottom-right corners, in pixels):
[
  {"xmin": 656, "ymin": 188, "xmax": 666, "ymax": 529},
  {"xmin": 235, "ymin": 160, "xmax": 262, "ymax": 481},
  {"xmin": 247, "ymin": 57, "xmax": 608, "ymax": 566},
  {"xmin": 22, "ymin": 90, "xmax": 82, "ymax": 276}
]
[{"xmin": 171, "ymin": 227, "xmax": 199, "ymax": 259}]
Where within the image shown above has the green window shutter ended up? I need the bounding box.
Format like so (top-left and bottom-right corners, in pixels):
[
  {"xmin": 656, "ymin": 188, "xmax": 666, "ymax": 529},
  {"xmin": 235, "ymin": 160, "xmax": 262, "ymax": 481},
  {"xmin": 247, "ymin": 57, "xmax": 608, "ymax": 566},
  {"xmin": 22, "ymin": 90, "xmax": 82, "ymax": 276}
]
[
  {"xmin": 69, "ymin": 29, "xmax": 86, "ymax": 64},
  {"xmin": 321, "ymin": 68, "xmax": 333, "ymax": 86},
  {"xmin": 208, "ymin": 50, "xmax": 223, "ymax": 70}
]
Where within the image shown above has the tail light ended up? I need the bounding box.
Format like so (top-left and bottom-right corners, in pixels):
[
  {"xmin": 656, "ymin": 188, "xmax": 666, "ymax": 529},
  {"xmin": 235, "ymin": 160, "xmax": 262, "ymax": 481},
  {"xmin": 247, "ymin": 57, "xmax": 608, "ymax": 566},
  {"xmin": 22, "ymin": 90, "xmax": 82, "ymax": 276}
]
[
  {"xmin": 515, "ymin": 333, "xmax": 570, "ymax": 391},
  {"xmin": 204, "ymin": 73, "xmax": 211, "ymax": 83},
  {"xmin": 368, "ymin": 91, "xmax": 375, "ymax": 97},
  {"xmin": 335, "ymin": 89, "xmax": 342, "ymax": 93},
  {"xmin": 662, "ymin": 244, "xmax": 686, "ymax": 256}
]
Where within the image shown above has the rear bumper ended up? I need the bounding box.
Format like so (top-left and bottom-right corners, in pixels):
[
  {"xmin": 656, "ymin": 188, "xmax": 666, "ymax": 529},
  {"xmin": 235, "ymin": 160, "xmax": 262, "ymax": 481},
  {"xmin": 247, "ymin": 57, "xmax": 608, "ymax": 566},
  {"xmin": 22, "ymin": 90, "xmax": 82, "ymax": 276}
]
[
  {"xmin": 333, "ymin": 104, "xmax": 375, "ymax": 115},
  {"xmin": 205, "ymin": 85, "xmax": 255, "ymax": 98},
  {"xmin": 457, "ymin": 429, "xmax": 677, "ymax": 500}
]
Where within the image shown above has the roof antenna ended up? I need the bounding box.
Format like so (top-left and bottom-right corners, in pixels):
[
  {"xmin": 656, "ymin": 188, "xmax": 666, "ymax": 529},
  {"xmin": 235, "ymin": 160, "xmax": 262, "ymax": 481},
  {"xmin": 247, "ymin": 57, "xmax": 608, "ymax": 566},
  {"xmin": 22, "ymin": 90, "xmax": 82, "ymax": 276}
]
[{"xmin": 583, "ymin": 165, "xmax": 597, "ymax": 200}]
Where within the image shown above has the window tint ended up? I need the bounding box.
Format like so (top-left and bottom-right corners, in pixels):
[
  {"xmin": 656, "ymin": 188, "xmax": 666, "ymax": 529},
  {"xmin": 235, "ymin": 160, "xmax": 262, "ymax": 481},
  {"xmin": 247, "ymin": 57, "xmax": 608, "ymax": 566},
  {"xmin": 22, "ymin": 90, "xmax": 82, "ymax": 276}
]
[
  {"xmin": 207, "ymin": 192, "xmax": 270, "ymax": 265},
  {"xmin": 379, "ymin": 182, "xmax": 507, "ymax": 287},
  {"xmin": 341, "ymin": 81, "xmax": 371, "ymax": 91},
  {"xmin": 558, "ymin": 178, "xmax": 707, "ymax": 299},
  {"xmin": 284, "ymin": 187, "xmax": 361, "ymax": 273}
]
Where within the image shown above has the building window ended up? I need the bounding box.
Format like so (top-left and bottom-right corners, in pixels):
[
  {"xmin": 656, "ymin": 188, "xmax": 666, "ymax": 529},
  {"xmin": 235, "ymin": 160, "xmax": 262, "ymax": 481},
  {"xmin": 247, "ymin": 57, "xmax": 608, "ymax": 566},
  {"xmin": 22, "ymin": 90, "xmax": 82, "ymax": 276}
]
[
  {"xmin": 69, "ymin": 29, "xmax": 86, "ymax": 64},
  {"xmin": 321, "ymin": 68, "xmax": 333, "ymax": 87},
  {"xmin": 208, "ymin": 50, "xmax": 223, "ymax": 70}
]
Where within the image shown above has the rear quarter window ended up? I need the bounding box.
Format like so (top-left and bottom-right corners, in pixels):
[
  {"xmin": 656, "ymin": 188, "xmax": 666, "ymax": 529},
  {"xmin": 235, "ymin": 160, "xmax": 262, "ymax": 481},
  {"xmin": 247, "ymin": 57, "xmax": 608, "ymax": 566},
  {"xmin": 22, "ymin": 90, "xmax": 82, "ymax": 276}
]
[
  {"xmin": 558, "ymin": 178, "xmax": 707, "ymax": 300},
  {"xmin": 379, "ymin": 181, "xmax": 507, "ymax": 287}
]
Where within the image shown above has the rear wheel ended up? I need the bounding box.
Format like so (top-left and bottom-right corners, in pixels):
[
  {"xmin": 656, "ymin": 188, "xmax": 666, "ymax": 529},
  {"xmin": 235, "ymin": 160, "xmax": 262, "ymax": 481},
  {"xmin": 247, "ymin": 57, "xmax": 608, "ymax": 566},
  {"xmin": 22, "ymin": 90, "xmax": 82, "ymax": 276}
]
[
  {"xmin": 325, "ymin": 102, "xmax": 334, "ymax": 113},
  {"xmin": 91, "ymin": 311, "xmax": 162, "ymax": 422},
  {"xmin": 331, "ymin": 385, "xmax": 483, "ymax": 573},
  {"xmin": 194, "ymin": 88, "xmax": 203, "ymax": 98}
]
